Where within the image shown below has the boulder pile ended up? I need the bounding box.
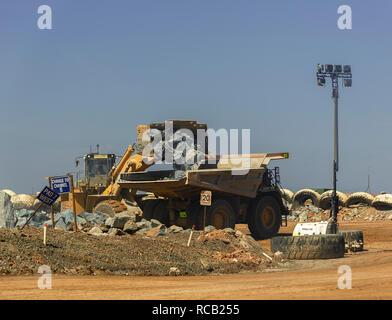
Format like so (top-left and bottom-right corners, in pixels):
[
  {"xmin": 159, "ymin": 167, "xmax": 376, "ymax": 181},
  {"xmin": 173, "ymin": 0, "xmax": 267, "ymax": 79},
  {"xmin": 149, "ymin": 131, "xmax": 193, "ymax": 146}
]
[
  {"xmin": 13, "ymin": 209, "xmax": 109, "ymax": 230},
  {"xmin": 86, "ymin": 209, "xmax": 196, "ymax": 238},
  {"xmin": 0, "ymin": 189, "xmax": 61, "ymax": 217},
  {"xmin": 0, "ymin": 190, "xmax": 211, "ymax": 236}
]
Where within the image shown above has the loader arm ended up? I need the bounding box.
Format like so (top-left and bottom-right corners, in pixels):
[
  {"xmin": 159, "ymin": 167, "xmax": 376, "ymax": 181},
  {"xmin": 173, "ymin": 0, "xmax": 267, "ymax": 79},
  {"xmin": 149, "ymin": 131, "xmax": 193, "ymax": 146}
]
[
  {"xmin": 102, "ymin": 124, "xmax": 153, "ymax": 197},
  {"xmin": 102, "ymin": 153, "xmax": 152, "ymax": 196}
]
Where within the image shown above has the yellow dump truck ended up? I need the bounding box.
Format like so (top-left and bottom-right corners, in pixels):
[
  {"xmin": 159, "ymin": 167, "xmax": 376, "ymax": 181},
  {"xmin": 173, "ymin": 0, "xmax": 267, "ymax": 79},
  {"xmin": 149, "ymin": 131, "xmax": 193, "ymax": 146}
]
[
  {"xmin": 118, "ymin": 152, "xmax": 289, "ymax": 239},
  {"xmin": 115, "ymin": 120, "xmax": 289, "ymax": 239}
]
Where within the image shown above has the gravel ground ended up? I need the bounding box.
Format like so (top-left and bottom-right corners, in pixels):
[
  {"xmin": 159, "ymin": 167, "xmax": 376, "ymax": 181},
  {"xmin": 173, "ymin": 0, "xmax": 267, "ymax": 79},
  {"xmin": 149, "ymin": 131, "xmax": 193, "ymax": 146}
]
[
  {"xmin": 0, "ymin": 226, "xmax": 276, "ymax": 276},
  {"xmin": 2, "ymin": 221, "xmax": 392, "ymax": 300}
]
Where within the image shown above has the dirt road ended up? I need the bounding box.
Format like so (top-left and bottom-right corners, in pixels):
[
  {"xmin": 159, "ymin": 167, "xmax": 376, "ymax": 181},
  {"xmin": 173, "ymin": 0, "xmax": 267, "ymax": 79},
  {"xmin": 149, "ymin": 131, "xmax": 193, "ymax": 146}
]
[{"xmin": 1, "ymin": 221, "xmax": 392, "ymax": 299}]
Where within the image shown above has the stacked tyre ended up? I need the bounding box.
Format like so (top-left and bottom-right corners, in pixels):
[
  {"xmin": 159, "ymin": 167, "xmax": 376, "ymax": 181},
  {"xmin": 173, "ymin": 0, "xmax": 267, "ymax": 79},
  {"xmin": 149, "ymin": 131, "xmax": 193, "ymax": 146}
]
[
  {"xmin": 292, "ymin": 189, "xmax": 321, "ymax": 209},
  {"xmin": 372, "ymin": 194, "xmax": 392, "ymax": 210},
  {"xmin": 346, "ymin": 192, "xmax": 374, "ymax": 207},
  {"xmin": 319, "ymin": 190, "xmax": 348, "ymax": 210}
]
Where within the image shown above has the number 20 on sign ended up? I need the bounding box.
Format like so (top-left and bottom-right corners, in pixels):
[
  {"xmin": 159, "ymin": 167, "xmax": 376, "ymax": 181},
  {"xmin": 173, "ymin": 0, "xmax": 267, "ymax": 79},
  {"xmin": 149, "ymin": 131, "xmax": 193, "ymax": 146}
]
[{"xmin": 200, "ymin": 190, "xmax": 212, "ymax": 206}]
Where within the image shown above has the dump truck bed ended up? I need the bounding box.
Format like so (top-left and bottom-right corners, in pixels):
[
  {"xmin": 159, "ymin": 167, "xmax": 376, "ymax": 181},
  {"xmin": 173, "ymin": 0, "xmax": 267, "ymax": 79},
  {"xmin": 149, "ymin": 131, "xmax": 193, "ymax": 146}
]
[{"xmin": 118, "ymin": 168, "xmax": 267, "ymax": 199}]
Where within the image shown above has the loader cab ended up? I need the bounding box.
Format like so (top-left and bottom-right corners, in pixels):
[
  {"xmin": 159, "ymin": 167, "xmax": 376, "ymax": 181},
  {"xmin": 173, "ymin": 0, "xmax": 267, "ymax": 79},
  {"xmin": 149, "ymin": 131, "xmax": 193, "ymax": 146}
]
[{"xmin": 81, "ymin": 153, "xmax": 116, "ymax": 188}]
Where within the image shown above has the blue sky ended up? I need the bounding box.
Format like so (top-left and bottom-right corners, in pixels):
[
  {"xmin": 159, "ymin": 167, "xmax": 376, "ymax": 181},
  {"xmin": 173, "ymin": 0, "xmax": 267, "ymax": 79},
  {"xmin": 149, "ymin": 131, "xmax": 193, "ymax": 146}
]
[{"xmin": 1, "ymin": 0, "xmax": 392, "ymax": 194}]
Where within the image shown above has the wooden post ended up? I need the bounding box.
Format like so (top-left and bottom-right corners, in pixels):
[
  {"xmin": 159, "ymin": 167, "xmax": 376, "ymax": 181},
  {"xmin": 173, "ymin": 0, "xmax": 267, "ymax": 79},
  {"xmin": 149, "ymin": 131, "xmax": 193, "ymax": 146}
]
[
  {"xmin": 21, "ymin": 203, "xmax": 43, "ymax": 230},
  {"xmin": 68, "ymin": 174, "xmax": 78, "ymax": 232},
  {"xmin": 187, "ymin": 226, "xmax": 194, "ymax": 247},
  {"xmin": 43, "ymin": 224, "xmax": 47, "ymax": 246},
  {"xmin": 48, "ymin": 178, "xmax": 55, "ymax": 229}
]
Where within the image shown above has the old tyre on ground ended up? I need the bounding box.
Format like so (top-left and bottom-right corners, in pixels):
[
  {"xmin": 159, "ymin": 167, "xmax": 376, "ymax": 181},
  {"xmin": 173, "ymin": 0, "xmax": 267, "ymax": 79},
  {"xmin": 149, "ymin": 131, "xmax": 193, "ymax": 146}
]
[
  {"xmin": 207, "ymin": 199, "xmax": 236, "ymax": 229},
  {"xmin": 93, "ymin": 200, "xmax": 127, "ymax": 217},
  {"xmin": 338, "ymin": 229, "xmax": 364, "ymax": 252},
  {"xmin": 248, "ymin": 196, "xmax": 282, "ymax": 240},
  {"xmin": 270, "ymin": 234, "xmax": 345, "ymax": 259},
  {"xmin": 292, "ymin": 189, "xmax": 321, "ymax": 208},
  {"xmin": 346, "ymin": 192, "xmax": 374, "ymax": 207},
  {"xmin": 319, "ymin": 190, "xmax": 348, "ymax": 210}
]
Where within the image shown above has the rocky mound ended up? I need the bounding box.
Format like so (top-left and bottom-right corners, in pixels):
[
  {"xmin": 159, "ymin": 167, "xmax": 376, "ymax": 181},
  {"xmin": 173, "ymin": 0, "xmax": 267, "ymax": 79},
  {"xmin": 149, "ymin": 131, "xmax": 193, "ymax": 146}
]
[{"xmin": 0, "ymin": 225, "xmax": 280, "ymax": 276}]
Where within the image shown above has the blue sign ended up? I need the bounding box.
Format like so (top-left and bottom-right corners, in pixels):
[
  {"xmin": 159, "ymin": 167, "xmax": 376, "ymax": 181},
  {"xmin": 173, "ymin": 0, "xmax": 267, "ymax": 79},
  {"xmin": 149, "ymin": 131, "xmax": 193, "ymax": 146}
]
[
  {"xmin": 37, "ymin": 186, "xmax": 60, "ymax": 206},
  {"xmin": 51, "ymin": 176, "xmax": 71, "ymax": 194}
]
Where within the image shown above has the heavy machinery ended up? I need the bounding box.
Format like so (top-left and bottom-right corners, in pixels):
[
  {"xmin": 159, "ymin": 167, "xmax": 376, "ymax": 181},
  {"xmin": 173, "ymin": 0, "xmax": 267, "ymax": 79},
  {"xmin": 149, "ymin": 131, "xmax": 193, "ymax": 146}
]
[
  {"xmin": 60, "ymin": 120, "xmax": 208, "ymax": 216},
  {"xmin": 60, "ymin": 124, "xmax": 152, "ymax": 215},
  {"xmin": 61, "ymin": 119, "xmax": 290, "ymax": 240},
  {"xmin": 116, "ymin": 120, "xmax": 290, "ymax": 239}
]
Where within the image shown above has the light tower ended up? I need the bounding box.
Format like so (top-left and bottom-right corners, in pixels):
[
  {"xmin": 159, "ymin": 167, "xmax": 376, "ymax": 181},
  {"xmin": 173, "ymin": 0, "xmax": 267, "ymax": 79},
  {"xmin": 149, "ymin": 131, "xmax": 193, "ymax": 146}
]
[{"xmin": 316, "ymin": 64, "xmax": 352, "ymax": 232}]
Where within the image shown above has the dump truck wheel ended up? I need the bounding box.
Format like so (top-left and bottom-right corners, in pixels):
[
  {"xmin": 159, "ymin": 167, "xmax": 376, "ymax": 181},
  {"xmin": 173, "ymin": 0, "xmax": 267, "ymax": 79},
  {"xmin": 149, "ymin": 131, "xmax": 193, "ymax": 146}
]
[
  {"xmin": 141, "ymin": 200, "xmax": 170, "ymax": 225},
  {"xmin": 346, "ymin": 192, "xmax": 373, "ymax": 207},
  {"xmin": 188, "ymin": 204, "xmax": 203, "ymax": 229},
  {"xmin": 152, "ymin": 200, "xmax": 170, "ymax": 225},
  {"xmin": 207, "ymin": 199, "xmax": 235, "ymax": 229},
  {"xmin": 338, "ymin": 230, "xmax": 364, "ymax": 252},
  {"xmin": 141, "ymin": 200, "xmax": 160, "ymax": 220},
  {"xmin": 248, "ymin": 196, "xmax": 281, "ymax": 240},
  {"xmin": 292, "ymin": 189, "xmax": 321, "ymax": 208},
  {"xmin": 271, "ymin": 234, "xmax": 345, "ymax": 259},
  {"xmin": 93, "ymin": 200, "xmax": 127, "ymax": 217}
]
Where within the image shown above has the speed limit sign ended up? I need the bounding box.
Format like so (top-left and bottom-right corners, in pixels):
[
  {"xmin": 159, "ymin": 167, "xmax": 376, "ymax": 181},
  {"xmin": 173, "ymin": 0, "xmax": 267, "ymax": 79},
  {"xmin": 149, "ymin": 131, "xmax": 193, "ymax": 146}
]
[{"xmin": 200, "ymin": 190, "xmax": 212, "ymax": 206}]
